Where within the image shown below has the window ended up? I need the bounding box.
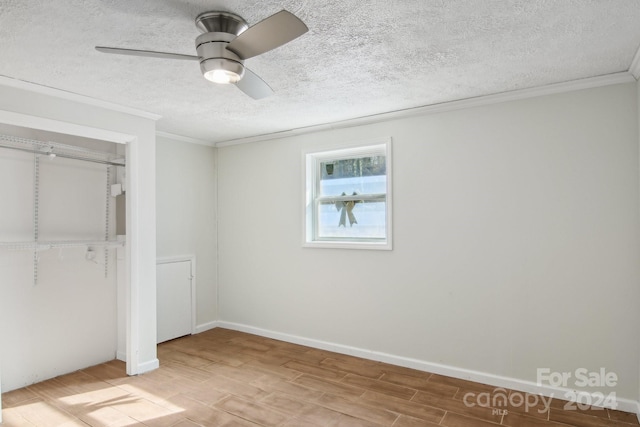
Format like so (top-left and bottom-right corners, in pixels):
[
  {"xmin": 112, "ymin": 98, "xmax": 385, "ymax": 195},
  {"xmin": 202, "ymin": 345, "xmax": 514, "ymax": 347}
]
[{"xmin": 304, "ymin": 138, "xmax": 392, "ymax": 250}]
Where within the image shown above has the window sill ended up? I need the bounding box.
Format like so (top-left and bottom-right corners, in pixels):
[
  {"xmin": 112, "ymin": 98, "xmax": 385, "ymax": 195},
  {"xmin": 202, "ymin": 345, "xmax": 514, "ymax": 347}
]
[{"xmin": 303, "ymin": 240, "xmax": 392, "ymax": 251}]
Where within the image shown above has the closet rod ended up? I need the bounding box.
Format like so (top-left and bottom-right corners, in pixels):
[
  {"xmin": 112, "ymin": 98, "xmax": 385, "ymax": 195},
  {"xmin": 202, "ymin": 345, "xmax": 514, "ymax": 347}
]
[{"xmin": 0, "ymin": 144, "xmax": 125, "ymax": 167}]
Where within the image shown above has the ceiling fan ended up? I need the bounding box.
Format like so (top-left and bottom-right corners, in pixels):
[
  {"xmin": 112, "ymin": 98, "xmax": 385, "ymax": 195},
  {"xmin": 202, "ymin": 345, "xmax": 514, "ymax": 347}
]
[{"xmin": 96, "ymin": 10, "xmax": 308, "ymax": 99}]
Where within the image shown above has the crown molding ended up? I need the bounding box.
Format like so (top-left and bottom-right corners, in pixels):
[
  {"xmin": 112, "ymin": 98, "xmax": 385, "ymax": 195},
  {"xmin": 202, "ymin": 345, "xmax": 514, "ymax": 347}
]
[
  {"xmin": 0, "ymin": 109, "xmax": 135, "ymax": 144},
  {"xmin": 215, "ymin": 72, "xmax": 636, "ymax": 148},
  {"xmin": 156, "ymin": 131, "xmax": 216, "ymax": 147},
  {"xmin": 629, "ymin": 44, "xmax": 640, "ymax": 80},
  {"xmin": 1, "ymin": 70, "xmax": 633, "ymax": 148},
  {"xmin": 0, "ymin": 75, "xmax": 161, "ymax": 121}
]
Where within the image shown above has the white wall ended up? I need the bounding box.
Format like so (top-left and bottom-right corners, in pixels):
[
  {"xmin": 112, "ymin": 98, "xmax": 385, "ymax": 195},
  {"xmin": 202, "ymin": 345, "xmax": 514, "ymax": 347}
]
[
  {"xmin": 218, "ymin": 83, "xmax": 640, "ymax": 402},
  {"xmin": 156, "ymin": 135, "xmax": 218, "ymax": 329},
  {"xmin": 0, "ymin": 80, "xmax": 158, "ymax": 400}
]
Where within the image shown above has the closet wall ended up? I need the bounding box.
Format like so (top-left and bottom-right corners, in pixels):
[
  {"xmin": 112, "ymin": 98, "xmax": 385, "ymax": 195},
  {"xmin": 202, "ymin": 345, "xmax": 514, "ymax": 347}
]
[{"xmin": 0, "ymin": 124, "xmax": 121, "ymax": 392}]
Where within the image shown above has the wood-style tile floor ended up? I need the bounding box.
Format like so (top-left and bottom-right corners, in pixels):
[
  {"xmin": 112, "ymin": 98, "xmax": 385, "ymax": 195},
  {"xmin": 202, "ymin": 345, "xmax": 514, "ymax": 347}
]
[{"xmin": 2, "ymin": 328, "xmax": 638, "ymax": 426}]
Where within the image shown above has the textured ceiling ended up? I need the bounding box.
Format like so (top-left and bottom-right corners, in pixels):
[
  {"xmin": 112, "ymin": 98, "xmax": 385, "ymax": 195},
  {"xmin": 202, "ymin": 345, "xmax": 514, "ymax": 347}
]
[{"xmin": 1, "ymin": 1, "xmax": 640, "ymax": 144}]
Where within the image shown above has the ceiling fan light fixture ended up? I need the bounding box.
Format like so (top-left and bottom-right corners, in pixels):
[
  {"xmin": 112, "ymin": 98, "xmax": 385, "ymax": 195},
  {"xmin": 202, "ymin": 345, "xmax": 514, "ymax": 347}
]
[
  {"xmin": 205, "ymin": 69, "xmax": 240, "ymax": 84},
  {"xmin": 200, "ymin": 58, "xmax": 244, "ymax": 84}
]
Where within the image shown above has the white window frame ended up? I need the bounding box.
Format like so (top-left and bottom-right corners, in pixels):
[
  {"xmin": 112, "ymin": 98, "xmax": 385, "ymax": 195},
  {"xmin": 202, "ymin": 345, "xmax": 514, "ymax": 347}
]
[{"xmin": 303, "ymin": 137, "xmax": 392, "ymax": 250}]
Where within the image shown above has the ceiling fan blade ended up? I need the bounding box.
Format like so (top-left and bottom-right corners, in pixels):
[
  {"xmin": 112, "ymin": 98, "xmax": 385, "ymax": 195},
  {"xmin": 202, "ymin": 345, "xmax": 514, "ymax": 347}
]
[
  {"xmin": 95, "ymin": 46, "xmax": 199, "ymax": 61},
  {"xmin": 235, "ymin": 68, "xmax": 274, "ymax": 99},
  {"xmin": 226, "ymin": 10, "xmax": 308, "ymax": 60}
]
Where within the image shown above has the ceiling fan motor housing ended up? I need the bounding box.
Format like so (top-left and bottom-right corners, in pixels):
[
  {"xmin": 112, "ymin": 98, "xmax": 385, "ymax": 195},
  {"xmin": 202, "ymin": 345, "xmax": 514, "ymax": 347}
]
[
  {"xmin": 196, "ymin": 32, "xmax": 245, "ymax": 81},
  {"xmin": 195, "ymin": 11, "xmax": 248, "ymax": 35},
  {"xmin": 195, "ymin": 12, "xmax": 248, "ymax": 82}
]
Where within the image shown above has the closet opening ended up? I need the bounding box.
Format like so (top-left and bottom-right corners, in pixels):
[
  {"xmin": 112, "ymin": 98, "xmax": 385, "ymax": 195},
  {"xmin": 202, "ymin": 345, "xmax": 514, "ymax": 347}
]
[{"xmin": 0, "ymin": 122, "xmax": 132, "ymax": 395}]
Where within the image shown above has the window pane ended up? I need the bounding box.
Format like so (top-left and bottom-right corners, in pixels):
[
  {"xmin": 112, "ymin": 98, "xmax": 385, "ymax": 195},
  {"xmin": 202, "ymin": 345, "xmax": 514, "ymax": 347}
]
[
  {"xmin": 320, "ymin": 156, "xmax": 386, "ymax": 196},
  {"xmin": 317, "ymin": 155, "xmax": 387, "ymax": 240},
  {"xmin": 317, "ymin": 200, "xmax": 386, "ymax": 239}
]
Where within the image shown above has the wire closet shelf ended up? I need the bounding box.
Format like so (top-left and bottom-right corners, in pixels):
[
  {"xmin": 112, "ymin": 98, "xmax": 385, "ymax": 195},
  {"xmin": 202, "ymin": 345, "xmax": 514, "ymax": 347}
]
[
  {"xmin": 0, "ymin": 133, "xmax": 126, "ymax": 284},
  {"xmin": 0, "ymin": 133, "xmax": 125, "ymax": 167}
]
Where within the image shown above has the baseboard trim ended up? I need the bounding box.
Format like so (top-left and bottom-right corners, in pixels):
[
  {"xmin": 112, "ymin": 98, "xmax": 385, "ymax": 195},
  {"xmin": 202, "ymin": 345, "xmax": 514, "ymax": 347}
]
[
  {"xmin": 195, "ymin": 320, "xmax": 220, "ymax": 334},
  {"xmin": 217, "ymin": 321, "xmax": 639, "ymax": 415},
  {"xmin": 137, "ymin": 358, "xmax": 159, "ymax": 374},
  {"xmin": 116, "ymin": 354, "xmax": 159, "ymax": 375}
]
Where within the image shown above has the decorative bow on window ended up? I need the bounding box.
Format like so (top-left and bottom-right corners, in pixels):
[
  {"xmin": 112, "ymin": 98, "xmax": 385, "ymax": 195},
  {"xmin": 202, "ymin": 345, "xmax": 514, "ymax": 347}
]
[{"xmin": 336, "ymin": 192, "xmax": 360, "ymax": 227}]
